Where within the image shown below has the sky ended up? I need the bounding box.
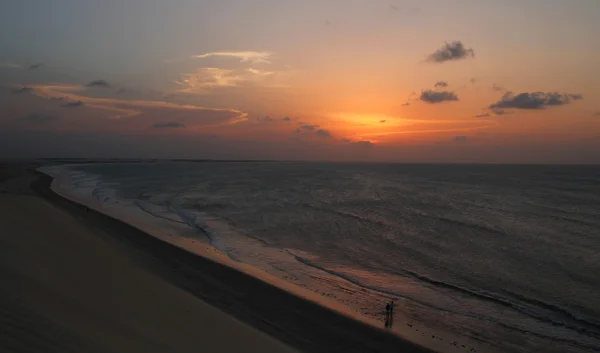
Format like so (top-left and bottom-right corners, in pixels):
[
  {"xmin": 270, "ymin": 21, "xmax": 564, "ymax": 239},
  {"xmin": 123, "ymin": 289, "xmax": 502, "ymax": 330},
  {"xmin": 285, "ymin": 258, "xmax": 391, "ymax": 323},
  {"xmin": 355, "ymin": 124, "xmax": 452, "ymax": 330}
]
[{"xmin": 1, "ymin": 0, "xmax": 599, "ymax": 163}]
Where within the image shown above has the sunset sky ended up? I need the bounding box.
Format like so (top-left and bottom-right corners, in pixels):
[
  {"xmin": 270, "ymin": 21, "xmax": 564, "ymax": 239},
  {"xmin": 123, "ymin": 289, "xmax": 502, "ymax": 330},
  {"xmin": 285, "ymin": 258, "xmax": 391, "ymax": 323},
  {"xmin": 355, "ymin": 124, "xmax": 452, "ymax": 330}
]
[{"xmin": 1, "ymin": 0, "xmax": 599, "ymax": 163}]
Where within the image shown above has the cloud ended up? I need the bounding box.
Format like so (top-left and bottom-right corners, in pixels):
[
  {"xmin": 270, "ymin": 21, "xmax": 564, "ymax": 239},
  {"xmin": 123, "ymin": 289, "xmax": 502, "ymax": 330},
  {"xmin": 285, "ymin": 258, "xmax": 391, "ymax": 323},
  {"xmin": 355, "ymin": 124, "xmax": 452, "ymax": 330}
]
[
  {"xmin": 380, "ymin": 120, "xmax": 386, "ymax": 123},
  {"xmin": 434, "ymin": 81, "xmax": 449, "ymax": 88},
  {"xmin": 282, "ymin": 116, "xmax": 292, "ymax": 121},
  {"xmin": 86, "ymin": 80, "xmax": 111, "ymax": 88},
  {"xmin": 474, "ymin": 113, "xmax": 491, "ymax": 118},
  {"xmin": 28, "ymin": 63, "xmax": 43, "ymax": 70},
  {"xmin": 492, "ymin": 84, "xmax": 506, "ymax": 92},
  {"xmin": 452, "ymin": 135, "xmax": 469, "ymax": 143},
  {"xmin": 152, "ymin": 122, "xmax": 185, "ymax": 128},
  {"xmin": 489, "ymin": 92, "xmax": 584, "ymax": 110},
  {"xmin": 174, "ymin": 66, "xmax": 289, "ymax": 93},
  {"xmin": 192, "ymin": 51, "xmax": 273, "ymax": 64},
  {"xmin": 31, "ymin": 83, "xmax": 249, "ymax": 125},
  {"xmin": 258, "ymin": 116, "xmax": 273, "ymax": 122},
  {"xmin": 315, "ymin": 129, "xmax": 332, "ymax": 138},
  {"xmin": 19, "ymin": 113, "xmax": 58, "ymax": 123},
  {"xmin": 470, "ymin": 78, "xmax": 477, "ymax": 84},
  {"xmin": 401, "ymin": 102, "xmax": 411, "ymax": 107},
  {"xmin": 300, "ymin": 124, "xmax": 319, "ymax": 131},
  {"xmin": 61, "ymin": 100, "xmax": 85, "ymax": 108},
  {"xmin": 594, "ymin": 112, "xmax": 600, "ymax": 116},
  {"xmin": 420, "ymin": 90, "xmax": 459, "ymax": 103},
  {"xmin": 11, "ymin": 86, "xmax": 34, "ymax": 94},
  {"xmin": 341, "ymin": 139, "xmax": 375, "ymax": 148},
  {"xmin": 426, "ymin": 41, "xmax": 475, "ymax": 63},
  {"xmin": 0, "ymin": 62, "xmax": 21, "ymax": 69},
  {"xmin": 491, "ymin": 109, "xmax": 509, "ymax": 116}
]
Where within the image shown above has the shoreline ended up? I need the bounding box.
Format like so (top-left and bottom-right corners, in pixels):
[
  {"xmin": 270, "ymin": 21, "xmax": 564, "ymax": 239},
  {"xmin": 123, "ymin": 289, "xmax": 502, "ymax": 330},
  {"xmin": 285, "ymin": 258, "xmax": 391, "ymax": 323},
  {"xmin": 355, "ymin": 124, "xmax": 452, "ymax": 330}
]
[{"xmin": 29, "ymin": 166, "xmax": 436, "ymax": 353}]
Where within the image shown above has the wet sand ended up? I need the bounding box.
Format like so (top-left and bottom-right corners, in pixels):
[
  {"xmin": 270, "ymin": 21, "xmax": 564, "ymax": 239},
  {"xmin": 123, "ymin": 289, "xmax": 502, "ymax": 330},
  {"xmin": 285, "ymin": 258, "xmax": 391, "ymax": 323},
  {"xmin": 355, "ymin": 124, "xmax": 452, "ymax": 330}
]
[{"xmin": 0, "ymin": 162, "xmax": 434, "ymax": 353}]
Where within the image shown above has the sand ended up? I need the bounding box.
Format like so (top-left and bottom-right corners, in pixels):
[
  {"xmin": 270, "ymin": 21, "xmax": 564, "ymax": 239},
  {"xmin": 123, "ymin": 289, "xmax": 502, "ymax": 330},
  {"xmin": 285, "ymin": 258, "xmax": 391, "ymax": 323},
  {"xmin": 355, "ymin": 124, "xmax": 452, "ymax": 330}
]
[{"xmin": 0, "ymin": 162, "xmax": 434, "ymax": 353}]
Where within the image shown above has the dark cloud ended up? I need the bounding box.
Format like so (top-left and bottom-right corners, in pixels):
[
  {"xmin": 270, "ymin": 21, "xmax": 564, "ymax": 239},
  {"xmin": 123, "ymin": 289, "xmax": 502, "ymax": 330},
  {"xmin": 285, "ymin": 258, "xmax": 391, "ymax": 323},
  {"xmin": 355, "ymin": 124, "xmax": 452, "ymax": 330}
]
[
  {"xmin": 474, "ymin": 113, "xmax": 491, "ymax": 118},
  {"xmin": 489, "ymin": 92, "xmax": 583, "ymax": 110},
  {"xmin": 380, "ymin": 120, "xmax": 386, "ymax": 123},
  {"xmin": 116, "ymin": 87, "xmax": 127, "ymax": 94},
  {"xmin": 258, "ymin": 116, "xmax": 273, "ymax": 122},
  {"xmin": 300, "ymin": 124, "xmax": 319, "ymax": 131},
  {"xmin": 420, "ymin": 90, "xmax": 459, "ymax": 103},
  {"xmin": 434, "ymin": 81, "xmax": 449, "ymax": 88},
  {"xmin": 315, "ymin": 129, "xmax": 332, "ymax": 138},
  {"xmin": 352, "ymin": 141, "xmax": 375, "ymax": 148},
  {"xmin": 492, "ymin": 109, "xmax": 509, "ymax": 116},
  {"xmin": 594, "ymin": 112, "xmax": 600, "ymax": 116},
  {"xmin": 470, "ymin": 78, "xmax": 478, "ymax": 84},
  {"xmin": 152, "ymin": 122, "xmax": 186, "ymax": 128},
  {"xmin": 19, "ymin": 113, "xmax": 57, "ymax": 123},
  {"xmin": 341, "ymin": 139, "xmax": 375, "ymax": 148},
  {"xmin": 282, "ymin": 116, "xmax": 292, "ymax": 121},
  {"xmin": 427, "ymin": 41, "xmax": 475, "ymax": 63},
  {"xmin": 492, "ymin": 84, "xmax": 506, "ymax": 92},
  {"xmin": 28, "ymin": 63, "xmax": 43, "ymax": 70},
  {"xmin": 86, "ymin": 80, "xmax": 111, "ymax": 88},
  {"xmin": 11, "ymin": 86, "xmax": 34, "ymax": 94},
  {"xmin": 61, "ymin": 100, "xmax": 85, "ymax": 108},
  {"xmin": 453, "ymin": 136, "xmax": 469, "ymax": 143},
  {"xmin": 401, "ymin": 102, "xmax": 411, "ymax": 107}
]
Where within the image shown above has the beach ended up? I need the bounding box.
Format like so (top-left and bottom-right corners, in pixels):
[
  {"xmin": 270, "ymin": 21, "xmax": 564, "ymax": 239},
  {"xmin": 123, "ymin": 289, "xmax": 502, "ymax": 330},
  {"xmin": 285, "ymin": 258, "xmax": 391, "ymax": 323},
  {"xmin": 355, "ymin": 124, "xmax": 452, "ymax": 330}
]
[{"xmin": 0, "ymin": 162, "xmax": 434, "ymax": 353}]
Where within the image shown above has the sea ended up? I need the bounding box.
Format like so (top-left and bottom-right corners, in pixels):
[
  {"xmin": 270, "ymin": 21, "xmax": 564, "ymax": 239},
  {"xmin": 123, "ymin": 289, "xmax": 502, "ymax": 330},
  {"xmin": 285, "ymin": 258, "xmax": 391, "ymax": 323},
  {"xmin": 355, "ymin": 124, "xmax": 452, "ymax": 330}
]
[{"xmin": 40, "ymin": 161, "xmax": 600, "ymax": 353}]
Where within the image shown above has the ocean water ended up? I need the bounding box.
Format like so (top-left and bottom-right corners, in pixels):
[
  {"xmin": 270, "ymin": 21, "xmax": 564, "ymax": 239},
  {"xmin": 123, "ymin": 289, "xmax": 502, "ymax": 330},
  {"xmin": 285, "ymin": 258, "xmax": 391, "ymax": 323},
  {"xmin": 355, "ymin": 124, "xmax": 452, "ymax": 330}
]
[{"xmin": 42, "ymin": 162, "xmax": 600, "ymax": 353}]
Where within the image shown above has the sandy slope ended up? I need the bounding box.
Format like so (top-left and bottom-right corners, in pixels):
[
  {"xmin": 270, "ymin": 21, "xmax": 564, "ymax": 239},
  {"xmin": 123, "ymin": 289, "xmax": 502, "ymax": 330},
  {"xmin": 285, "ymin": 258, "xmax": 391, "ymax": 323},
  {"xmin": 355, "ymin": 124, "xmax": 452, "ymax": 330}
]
[{"xmin": 0, "ymin": 164, "xmax": 296, "ymax": 353}]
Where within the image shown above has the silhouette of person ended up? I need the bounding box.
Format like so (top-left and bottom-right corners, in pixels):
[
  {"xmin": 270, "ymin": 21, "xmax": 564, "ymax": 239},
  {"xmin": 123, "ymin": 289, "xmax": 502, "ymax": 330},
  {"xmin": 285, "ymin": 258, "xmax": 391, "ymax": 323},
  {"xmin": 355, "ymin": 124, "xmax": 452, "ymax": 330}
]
[
  {"xmin": 384, "ymin": 302, "xmax": 390, "ymax": 328},
  {"xmin": 389, "ymin": 300, "xmax": 395, "ymax": 328}
]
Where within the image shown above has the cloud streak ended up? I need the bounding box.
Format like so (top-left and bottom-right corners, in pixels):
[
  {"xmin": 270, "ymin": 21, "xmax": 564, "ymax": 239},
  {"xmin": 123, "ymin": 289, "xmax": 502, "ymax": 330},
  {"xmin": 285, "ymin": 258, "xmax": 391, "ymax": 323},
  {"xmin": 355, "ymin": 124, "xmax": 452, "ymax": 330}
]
[
  {"xmin": 61, "ymin": 100, "xmax": 85, "ymax": 108},
  {"xmin": 30, "ymin": 84, "xmax": 249, "ymax": 125},
  {"xmin": 192, "ymin": 51, "xmax": 273, "ymax": 64},
  {"xmin": 86, "ymin": 80, "xmax": 111, "ymax": 88},
  {"xmin": 427, "ymin": 41, "xmax": 475, "ymax": 63},
  {"xmin": 11, "ymin": 86, "xmax": 34, "ymax": 94},
  {"xmin": 434, "ymin": 81, "xmax": 449, "ymax": 88},
  {"xmin": 152, "ymin": 122, "xmax": 185, "ymax": 128}
]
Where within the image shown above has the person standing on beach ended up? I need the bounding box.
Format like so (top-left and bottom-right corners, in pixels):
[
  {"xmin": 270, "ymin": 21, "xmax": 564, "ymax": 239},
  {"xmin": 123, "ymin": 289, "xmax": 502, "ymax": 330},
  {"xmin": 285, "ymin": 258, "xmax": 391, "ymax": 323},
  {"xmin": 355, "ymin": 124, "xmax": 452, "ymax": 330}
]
[
  {"xmin": 384, "ymin": 302, "xmax": 391, "ymax": 328},
  {"xmin": 389, "ymin": 300, "xmax": 395, "ymax": 328}
]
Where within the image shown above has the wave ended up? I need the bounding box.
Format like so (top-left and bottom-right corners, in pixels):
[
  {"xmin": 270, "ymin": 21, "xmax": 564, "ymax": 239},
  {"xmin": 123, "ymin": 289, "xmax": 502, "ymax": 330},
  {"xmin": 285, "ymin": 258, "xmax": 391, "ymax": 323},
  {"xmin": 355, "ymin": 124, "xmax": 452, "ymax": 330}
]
[{"xmin": 285, "ymin": 249, "xmax": 600, "ymax": 343}]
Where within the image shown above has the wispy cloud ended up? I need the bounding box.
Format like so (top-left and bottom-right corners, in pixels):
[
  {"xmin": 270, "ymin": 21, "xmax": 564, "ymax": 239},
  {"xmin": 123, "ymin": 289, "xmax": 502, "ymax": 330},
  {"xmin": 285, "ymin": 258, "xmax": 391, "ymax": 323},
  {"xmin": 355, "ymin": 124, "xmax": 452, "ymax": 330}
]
[
  {"xmin": 434, "ymin": 81, "xmax": 449, "ymax": 88},
  {"xmin": 452, "ymin": 135, "xmax": 469, "ymax": 143},
  {"xmin": 11, "ymin": 86, "xmax": 34, "ymax": 94},
  {"xmin": 86, "ymin": 80, "xmax": 111, "ymax": 88},
  {"xmin": 426, "ymin": 41, "xmax": 475, "ymax": 63},
  {"xmin": 152, "ymin": 122, "xmax": 185, "ymax": 128},
  {"xmin": 341, "ymin": 139, "xmax": 375, "ymax": 148},
  {"xmin": 61, "ymin": 100, "xmax": 85, "ymax": 108},
  {"xmin": 420, "ymin": 90, "xmax": 459, "ymax": 103},
  {"xmin": 489, "ymin": 92, "xmax": 583, "ymax": 110},
  {"xmin": 192, "ymin": 51, "xmax": 273, "ymax": 64},
  {"xmin": 315, "ymin": 129, "xmax": 332, "ymax": 138},
  {"xmin": 474, "ymin": 113, "xmax": 491, "ymax": 118},
  {"xmin": 0, "ymin": 62, "xmax": 21, "ymax": 69},
  {"xmin": 31, "ymin": 84, "xmax": 249, "ymax": 125},
  {"xmin": 28, "ymin": 63, "xmax": 43, "ymax": 70},
  {"xmin": 492, "ymin": 84, "xmax": 506, "ymax": 92}
]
